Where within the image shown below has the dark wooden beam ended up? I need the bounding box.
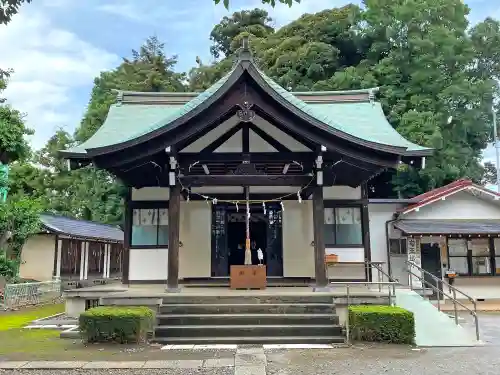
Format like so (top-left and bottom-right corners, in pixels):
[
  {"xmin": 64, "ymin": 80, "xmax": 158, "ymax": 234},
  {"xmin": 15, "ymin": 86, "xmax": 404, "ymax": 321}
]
[
  {"xmin": 122, "ymin": 187, "xmax": 132, "ymax": 284},
  {"xmin": 179, "ymin": 152, "xmax": 315, "ymax": 164},
  {"xmin": 248, "ymin": 123, "xmax": 290, "ymax": 152},
  {"xmin": 180, "ymin": 174, "xmax": 313, "ymax": 187},
  {"xmin": 242, "ymin": 123, "xmax": 249, "ymax": 153},
  {"xmin": 167, "ymin": 184, "xmax": 181, "ymax": 292},
  {"xmin": 200, "ymin": 123, "xmax": 244, "ymax": 153},
  {"xmin": 312, "ymin": 186, "xmax": 328, "ymax": 289},
  {"xmin": 361, "ymin": 183, "xmax": 372, "ymax": 282},
  {"xmin": 184, "ymin": 193, "xmax": 307, "ymax": 201},
  {"xmin": 52, "ymin": 234, "xmax": 59, "ymax": 278}
]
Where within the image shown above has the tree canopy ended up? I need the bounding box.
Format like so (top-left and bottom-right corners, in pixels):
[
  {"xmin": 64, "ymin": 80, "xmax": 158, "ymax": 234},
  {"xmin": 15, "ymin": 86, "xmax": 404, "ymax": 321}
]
[
  {"xmin": 190, "ymin": 1, "xmax": 500, "ymax": 197},
  {"xmin": 1, "ymin": 0, "xmax": 500, "ymax": 247}
]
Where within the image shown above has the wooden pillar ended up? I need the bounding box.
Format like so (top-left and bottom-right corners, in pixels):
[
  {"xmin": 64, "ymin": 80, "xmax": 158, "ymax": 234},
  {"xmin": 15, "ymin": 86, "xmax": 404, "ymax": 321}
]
[
  {"xmin": 103, "ymin": 244, "xmax": 108, "ymax": 279},
  {"xmin": 79, "ymin": 241, "xmax": 85, "ymax": 280},
  {"xmin": 361, "ymin": 183, "xmax": 372, "ymax": 282},
  {"xmin": 312, "ymin": 186, "xmax": 327, "ymax": 289},
  {"xmin": 84, "ymin": 242, "xmax": 89, "ymax": 280},
  {"xmin": 122, "ymin": 188, "xmax": 131, "ymax": 284},
  {"xmin": 106, "ymin": 244, "xmax": 111, "ymax": 278},
  {"xmin": 167, "ymin": 183, "xmax": 181, "ymax": 292},
  {"xmin": 52, "ymin": 235, "xmax": 62, "ymax": 279}
]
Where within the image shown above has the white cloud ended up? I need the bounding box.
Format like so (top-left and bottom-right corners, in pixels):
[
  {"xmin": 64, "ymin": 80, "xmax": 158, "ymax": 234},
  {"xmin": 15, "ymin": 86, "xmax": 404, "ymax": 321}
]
[{"xmin": 0, "ymin": 9, "xmax": 119, "ymax": 150}]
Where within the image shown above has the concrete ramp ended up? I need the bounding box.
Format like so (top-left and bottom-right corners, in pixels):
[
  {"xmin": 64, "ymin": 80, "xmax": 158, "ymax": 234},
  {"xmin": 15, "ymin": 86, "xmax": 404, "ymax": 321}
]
[{"xmin": 395, "ymin": 289, "xmax": 481, "ymax": 347}]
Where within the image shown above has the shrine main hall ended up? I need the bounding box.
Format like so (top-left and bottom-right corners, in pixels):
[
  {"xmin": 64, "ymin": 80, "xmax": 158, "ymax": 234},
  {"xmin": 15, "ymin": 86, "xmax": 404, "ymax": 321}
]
[{"xmin": 61, "ymin": 40, "xmax": 430, "ymax": 290}]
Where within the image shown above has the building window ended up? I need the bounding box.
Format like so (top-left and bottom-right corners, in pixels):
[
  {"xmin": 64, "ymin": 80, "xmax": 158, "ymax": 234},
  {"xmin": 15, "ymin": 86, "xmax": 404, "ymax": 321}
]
[
  {"xmin": 324, "ymin": 207, "xmax": 362, "ymax": 246},
  {"xmin": 389, "ymin": 239, "xmax": 407, "ymax": 255},
  {"xmin": 448, "ymin": 239, "xmax": 469, "ymax": 275},
  {"xmin": 470, "ymin": 239, "xmax": 491, "ymax": 275},
  {"xmin": 448, "ymin": 238, "xmax": 494, "ymax": 276},
  {"xmin": 132, "ymin": 208, "xmax": 168, "ymax": 247}
]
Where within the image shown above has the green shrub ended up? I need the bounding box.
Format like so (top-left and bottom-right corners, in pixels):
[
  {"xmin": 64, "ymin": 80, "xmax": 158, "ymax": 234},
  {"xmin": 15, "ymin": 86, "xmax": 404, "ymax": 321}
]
[
  {"xmin": 79, "ymin": 306, "xmax": 154, "ymax": 344},
  {"xmin": 0, "ymin": 253, "xmax": 16, "ymax": 280},
  {"xmin": 348, "ymin": 305, "xmax": 415, "ymax": 344}
]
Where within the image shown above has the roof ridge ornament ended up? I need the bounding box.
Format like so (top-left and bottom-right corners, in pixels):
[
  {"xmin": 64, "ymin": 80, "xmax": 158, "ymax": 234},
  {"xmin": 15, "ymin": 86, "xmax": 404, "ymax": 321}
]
[{"xmin": 238, "ymin": 35, "xmax": 253, "ymax": 62}]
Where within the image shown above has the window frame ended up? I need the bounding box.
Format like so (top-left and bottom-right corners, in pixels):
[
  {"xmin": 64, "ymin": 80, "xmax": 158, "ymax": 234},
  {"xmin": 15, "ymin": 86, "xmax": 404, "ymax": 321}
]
[
  {"xmin": 447, "ymin": 237, "xmax": 497, "ymax": 276},
  {"xmin": 130, "ymin": 201, "xmax": 169, "ymax": 249},
  {"xmin": 323, "ymin": 202, "xmax": 364, "ymax": 248}
]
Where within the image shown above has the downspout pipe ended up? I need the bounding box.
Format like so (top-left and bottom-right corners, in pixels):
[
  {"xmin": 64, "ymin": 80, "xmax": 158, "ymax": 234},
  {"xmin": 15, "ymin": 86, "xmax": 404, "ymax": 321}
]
[{"xmin": 385, "ymin": 212, "xmax": 401, "ymax": 279}]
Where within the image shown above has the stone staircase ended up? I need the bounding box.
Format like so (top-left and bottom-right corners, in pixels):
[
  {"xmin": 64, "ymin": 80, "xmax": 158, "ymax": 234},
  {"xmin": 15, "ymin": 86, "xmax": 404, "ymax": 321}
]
[{"xmin": 153, "ymin": 294, "xmax": 345, "ymax": 345}]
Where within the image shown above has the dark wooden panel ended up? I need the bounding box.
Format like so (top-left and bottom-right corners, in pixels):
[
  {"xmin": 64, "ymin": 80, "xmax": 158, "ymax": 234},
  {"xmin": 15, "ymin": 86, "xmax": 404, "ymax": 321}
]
[
  {"xmin": 167, "ymin": 184, "xmax": 181, "ymax": 290},
  {"xmin": 180, "ymin": 174, "xmax": 313, "ymax": 187},
  {"xmin": 312, "ymin": 186, "xmax": 327, "ymax": 287}
]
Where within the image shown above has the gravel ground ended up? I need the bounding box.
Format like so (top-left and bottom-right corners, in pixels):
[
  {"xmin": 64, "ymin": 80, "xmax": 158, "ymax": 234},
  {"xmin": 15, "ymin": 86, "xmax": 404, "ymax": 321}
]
[{"xmin": 0, "ymin": 371, "xmax": 234, "ymax": 375}]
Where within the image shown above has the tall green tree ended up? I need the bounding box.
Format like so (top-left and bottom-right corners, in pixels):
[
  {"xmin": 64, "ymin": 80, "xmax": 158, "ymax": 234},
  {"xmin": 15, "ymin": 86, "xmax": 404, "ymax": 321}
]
[
  {"xmin": 62, "ymin": 36, "xmax": 185, "ymax": 225},
  {"xmin": 0, "ymin": 0, "xmax": 31, "ymax": 25},
  {"xmin": 76, "ymin": 36, "xmax": 185, "ymax": 142},
  {"xmin": 190, "ymin": 2, "xmax": 499, "ymax": 197},
  {"xmin": 214, "ymin": 0, "xmax": 299, "ymax": 8},
  {"xmin": 210, "ymin": 9, "xmax": 275, "ymax": 58}
]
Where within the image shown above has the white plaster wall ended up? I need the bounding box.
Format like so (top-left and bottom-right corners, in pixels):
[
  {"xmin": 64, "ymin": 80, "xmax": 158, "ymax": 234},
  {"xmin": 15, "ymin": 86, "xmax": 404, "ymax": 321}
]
[
  {"xmin": 179, "ymin": 115, "xmax": 311, "ymax": 153},
  {"xmin": 252, "ymin": 116, "xmax": 311, "ymax": 152},
  {"xmin": 215, "ymin": 130, "xmax": 241, "ymax": 152},
  {"xmin": 132, "ymin": 187, "xmax": 169, "ymax": 201},
  {"xmin": 249, "ymin": 129, "xmax": 278, "ymax": 152},
  {"xmin": 179, "ymin": 201, "xmax": 211, "ymax": 278},
  {"xmin": 282, "ymin": 201, "xmax": 315, "ymax": 277},
  {"xmin": 403, "ymin": 191, "xmax": 500, "ymax": 220},
  {"xmin": 369, "ymin": 203, "xmax": 404, "ymax": 277},
  {"xmin": 19, "ymin": 235, "xmax": 55, "ymax": 281},
  {"xmin": 129, "ymin": 249, "xmax": 168, "ymax": 280},
  {"xmin": 326, "ymin": 247, "xmax": 365, "ymax": 280},
  {"xmin": 323, "ymin": 186, "xmax": 361, "ymax": 199}
]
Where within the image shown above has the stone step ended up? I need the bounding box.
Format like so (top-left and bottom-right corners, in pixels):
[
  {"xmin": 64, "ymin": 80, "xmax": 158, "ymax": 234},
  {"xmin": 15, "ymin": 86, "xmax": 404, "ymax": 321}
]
[
  {"xmin": 154, "ymin": 324, "xmax": 342, "ymax": 338},
  {"xmin": 159, "ymin": 303, "xmax": 334, "ymax": 315},
  {"xmin": 161, "ymin": 295, "xmax": 334, "ymax": 305},
  {"xmin": 157, "ymin": 313, "xmax": 339, "ymax": 326},
  {"xmin": 153, "ymin": 335, "xmax": 346, "ymax": 345}
]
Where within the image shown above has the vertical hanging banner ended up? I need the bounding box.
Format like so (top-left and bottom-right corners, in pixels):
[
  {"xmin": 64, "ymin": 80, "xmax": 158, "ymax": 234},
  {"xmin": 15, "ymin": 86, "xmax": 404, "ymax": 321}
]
[{"xmin": 407, "ymin": 237, "xmax": 422, "ymax": 288}]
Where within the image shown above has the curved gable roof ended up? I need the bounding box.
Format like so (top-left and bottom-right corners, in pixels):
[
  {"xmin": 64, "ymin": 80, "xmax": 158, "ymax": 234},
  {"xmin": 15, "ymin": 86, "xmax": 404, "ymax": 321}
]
[{"xmin": 62, "ymin": 49, "xmax": 431, "ymax": 159}]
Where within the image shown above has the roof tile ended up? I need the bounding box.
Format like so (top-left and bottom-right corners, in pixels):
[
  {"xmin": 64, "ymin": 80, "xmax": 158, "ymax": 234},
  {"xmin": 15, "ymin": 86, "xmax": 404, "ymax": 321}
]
[{"xmin": 40, "ymin": 214, "xmax": 123, "ymax": 242}]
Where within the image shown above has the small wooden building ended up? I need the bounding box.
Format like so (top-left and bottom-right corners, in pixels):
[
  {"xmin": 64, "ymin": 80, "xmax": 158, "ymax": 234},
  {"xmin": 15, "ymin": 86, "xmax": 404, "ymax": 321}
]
[
  {"xmin": 389, "ymin": 179, "xmax": 500, "ymax": 286},
  {"xmin": 19, "ymin": 214, "xmax": 124, "ymax": 282}
]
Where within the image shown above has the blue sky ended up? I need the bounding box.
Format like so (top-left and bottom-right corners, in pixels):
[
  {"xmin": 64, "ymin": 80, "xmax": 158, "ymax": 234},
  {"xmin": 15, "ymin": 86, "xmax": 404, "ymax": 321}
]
[{"xmin": 0, "ymin": 0, "xmax": 498, "ymax": 155}]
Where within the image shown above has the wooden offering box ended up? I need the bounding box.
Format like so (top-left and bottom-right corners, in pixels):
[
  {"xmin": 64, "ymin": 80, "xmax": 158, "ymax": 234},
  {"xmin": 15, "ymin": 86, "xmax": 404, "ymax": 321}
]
[
  {"xmin": 325, "ymin": 254, "xmax": 339, "ymax": 264},
  {"xmin": 230, "ymin": 265, "xmax": 267, "ymax": 290}
]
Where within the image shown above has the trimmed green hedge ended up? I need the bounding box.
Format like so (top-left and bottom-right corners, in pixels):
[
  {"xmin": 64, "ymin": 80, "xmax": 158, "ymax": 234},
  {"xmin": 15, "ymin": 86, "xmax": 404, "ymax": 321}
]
[
  {"xmin": 79, "ymin": 306, "xmax": 154, "ymax": 344},
  {"xmin": 348, "ymin": 305, "xmax": 415, "ymax": 344}
]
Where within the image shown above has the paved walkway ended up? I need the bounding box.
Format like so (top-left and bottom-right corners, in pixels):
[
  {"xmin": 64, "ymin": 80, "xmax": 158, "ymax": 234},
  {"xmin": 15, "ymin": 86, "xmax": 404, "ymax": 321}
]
[{"xmin": 0, "ymin": 347, "xmax": 267, "ymax": 374}]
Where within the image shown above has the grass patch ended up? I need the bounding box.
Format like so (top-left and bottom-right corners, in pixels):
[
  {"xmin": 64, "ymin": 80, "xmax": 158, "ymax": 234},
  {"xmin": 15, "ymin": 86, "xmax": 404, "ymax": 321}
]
[
  {"xmin": 0, "ymin": 329, "xmax": 63, "ymax": 357},
  {"xmin": 0, "ymin": 303, "xmax": 64, "ymax": 330}
]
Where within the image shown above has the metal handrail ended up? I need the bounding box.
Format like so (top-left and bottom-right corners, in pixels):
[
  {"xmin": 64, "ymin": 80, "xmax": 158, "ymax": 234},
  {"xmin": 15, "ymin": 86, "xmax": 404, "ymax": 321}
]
[
  {"xmin": 405, "ymin": 260, "xmax": 477, "ymax": 308},
  {"xmin": 330, "ymin": 280, "xmax": 400, "ymax": 344},
  {"xmin": 364, "ymin": 260, "xmax": 398, "ymax": 306},
  {"xmin": 406, "ymin": 267, "xmax": 480, "ymax": 341}
]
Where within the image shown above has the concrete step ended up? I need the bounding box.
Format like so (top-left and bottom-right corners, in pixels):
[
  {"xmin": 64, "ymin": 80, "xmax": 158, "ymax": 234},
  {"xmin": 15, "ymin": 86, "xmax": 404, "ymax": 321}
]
[
  {"xmin": 161, "ymin": 295, "xmax": 334, "ymax": 305},
  {"xmin": 157, "ymin": 313, "xmax": 339, "ymax": 326},
  {"xmin": 153, "ymin": 335, "xmax": 345, "ymax": 345},
  {"xmin": 159, "ymin": 303, "xmax": 334, "ymax": 315},
  {"xmin": 154, "ymin": 324, "xmax": 342, "ymax": 338}
]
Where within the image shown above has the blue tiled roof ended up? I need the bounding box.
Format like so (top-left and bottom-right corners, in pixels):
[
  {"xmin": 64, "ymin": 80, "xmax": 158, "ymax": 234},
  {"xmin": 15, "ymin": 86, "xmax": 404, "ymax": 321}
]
[{"xmin": 40, "ymin": 214, "xmax": 123, "ymax": 243}]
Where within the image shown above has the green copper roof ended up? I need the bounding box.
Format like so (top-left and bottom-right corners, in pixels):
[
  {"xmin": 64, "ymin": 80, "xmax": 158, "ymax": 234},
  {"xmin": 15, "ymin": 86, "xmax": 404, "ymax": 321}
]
[
  {"xmin": 65, "ymin": 69, "xmax": 234, "ymax": 155},
  {"xmin": 65, "ymin": 64, "xmax": 430, "ymax": 157}
]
